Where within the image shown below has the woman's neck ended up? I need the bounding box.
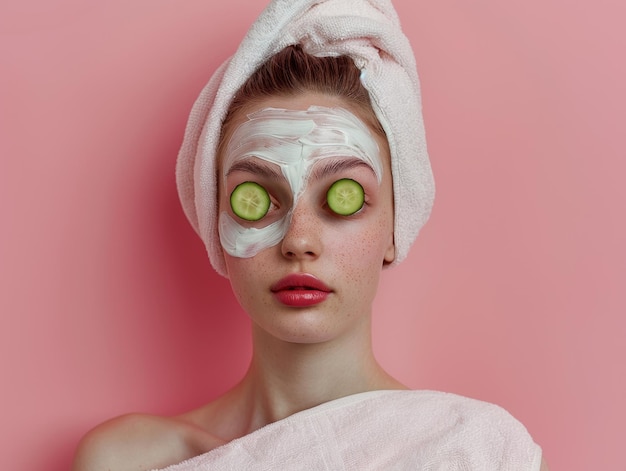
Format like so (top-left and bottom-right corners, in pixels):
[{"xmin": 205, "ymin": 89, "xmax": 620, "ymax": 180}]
[
  {"xmin": 237, "ymin": 317, "xmax": 405, "ymax": 432},
  {"xmin": 191, "ymin": 314, "xmax": 406, "ymax": 442}
]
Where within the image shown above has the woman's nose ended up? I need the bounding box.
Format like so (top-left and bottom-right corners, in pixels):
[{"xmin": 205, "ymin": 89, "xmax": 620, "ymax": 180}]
[{"xmin": 280, "ymin": 201, "xmax": 322, "ymax": 261}]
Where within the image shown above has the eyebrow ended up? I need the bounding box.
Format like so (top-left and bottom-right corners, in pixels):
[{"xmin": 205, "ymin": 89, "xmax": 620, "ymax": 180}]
[
  {"xmin": 310, "ymin": 158, "xmax": 376, "ymax": 181},
  {"xmin": 225, "ymin": 156, "xmax": 377, "ymax": 181},
  {"xmin": 225, "ymin": 159, "xmax": 284, "ymax": 180}
]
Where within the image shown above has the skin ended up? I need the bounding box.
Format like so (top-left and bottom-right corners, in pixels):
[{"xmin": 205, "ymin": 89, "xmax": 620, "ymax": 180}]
[
  {"xmin": 71, "ymin": 92, "xmax": 550, "ymax": 471},
  {"xmin": 72, "ymin": 92, "xmax": 400, "ymax": 471}
]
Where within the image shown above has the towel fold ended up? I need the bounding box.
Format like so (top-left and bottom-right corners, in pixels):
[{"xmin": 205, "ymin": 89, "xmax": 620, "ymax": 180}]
[
  {"xmin": 154, "ymin": 390, "xmax": 542, "ymax": 470},
  {"xmin": 177, "ymin": 0, "xmax": 435, "ymax": 276}
]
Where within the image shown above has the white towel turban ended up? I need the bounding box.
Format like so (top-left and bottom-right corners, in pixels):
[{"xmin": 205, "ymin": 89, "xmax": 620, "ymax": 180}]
[{"xmin": 176, "ymin": 0, "xmax": 435, "ymax": 277}]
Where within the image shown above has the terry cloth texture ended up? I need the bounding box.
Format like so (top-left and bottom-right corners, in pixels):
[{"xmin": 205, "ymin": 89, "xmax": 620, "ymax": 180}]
[
  {"xmin": 154, "ymin": 390, "xmax": 543, "ymax": 470},
  {"xmin": 177, "ymin": 0, "xmax": 435, "ymax": 276}
]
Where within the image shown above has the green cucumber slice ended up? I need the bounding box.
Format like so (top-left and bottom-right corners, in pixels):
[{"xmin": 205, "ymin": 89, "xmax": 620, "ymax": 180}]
[
  {"xmin": 230, "ymin": 181, "xmax": 271, "ymax": 221},
  {"xmin": 326, "ymin": 178, "xmax": 365, "ymax": 216}
]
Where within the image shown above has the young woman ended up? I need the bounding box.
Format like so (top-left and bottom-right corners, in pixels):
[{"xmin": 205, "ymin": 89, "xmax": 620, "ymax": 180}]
[{"xmin": 73, "ymin": 1, "xmax": 547, "ymax": 469}]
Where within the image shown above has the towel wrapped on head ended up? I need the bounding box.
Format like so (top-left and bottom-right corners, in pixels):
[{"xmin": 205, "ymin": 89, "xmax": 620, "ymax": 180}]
[{"xmin": 176, "ymin": 0, "xmax": 435, "ymax": 276}]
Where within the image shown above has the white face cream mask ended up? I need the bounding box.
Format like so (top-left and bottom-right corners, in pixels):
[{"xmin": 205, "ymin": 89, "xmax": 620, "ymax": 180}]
[{"xmin": 219, "ymin": 105, "xmax": 383, "ymax": 258}]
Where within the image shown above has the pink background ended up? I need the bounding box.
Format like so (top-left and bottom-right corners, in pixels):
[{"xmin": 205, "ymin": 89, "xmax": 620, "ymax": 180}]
[{"xmin": 1, "ymin": 1, "xmax": 624, "ymax": 469}]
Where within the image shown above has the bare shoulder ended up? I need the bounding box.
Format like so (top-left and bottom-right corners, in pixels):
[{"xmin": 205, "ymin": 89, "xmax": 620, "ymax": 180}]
[
  {"xmin": 72, "ymin": 413, "xmax": 225, "ymax": 471},
  {"xmin": 540, "ymin": 456, "xmax": 550, "ymax": 471}
]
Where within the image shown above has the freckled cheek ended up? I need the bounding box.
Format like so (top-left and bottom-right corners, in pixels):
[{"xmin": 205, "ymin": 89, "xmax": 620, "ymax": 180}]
[
  {"xmin": 225, "ymin": 256, "xmax": 273, "ymax": 304},
  {"xmin": 331, "ymin": 224, "xmax": 388, "ymax": 282}
]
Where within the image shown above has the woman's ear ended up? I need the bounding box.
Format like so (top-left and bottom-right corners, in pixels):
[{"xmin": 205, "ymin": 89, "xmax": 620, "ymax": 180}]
[
  {"xmin": 383, "ymin": 234, "xmax": 395, "ymax": 266},
  {"xmin": 220, "ymin": 251, "xmax": 231, "ymax": 279}
]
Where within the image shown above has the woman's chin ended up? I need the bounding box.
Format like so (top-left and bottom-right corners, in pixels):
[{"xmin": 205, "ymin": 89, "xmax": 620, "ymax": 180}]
[{"xmin": 250, "ymin": 308, "xmax": 346, "ymax": 346}]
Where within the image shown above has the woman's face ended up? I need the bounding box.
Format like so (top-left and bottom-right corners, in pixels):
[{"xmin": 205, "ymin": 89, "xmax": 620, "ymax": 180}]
[{"xmin": 218, "ymin": 92, "xmax": 395, "ymax": 344}]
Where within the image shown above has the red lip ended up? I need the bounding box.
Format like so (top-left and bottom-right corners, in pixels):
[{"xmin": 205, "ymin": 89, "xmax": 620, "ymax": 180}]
[{"xmin": 271, "ymin": 274, "xmax": 332, "ymax": 307}]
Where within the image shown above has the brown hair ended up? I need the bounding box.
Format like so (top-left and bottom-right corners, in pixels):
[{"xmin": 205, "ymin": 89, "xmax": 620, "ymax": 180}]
[{"xmin": 218, "ymin": 45, "xmax": 386, "ymax": 155}]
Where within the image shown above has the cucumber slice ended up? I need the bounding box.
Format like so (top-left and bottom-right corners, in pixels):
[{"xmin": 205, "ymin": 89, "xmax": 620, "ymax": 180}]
[
  {"xmin": 230, "ymin": 181, "xmax": 271, "ymax": 221},
  {"xmin": 326, "ymin": 179, "xmax": 365, "ymax": 216}
]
